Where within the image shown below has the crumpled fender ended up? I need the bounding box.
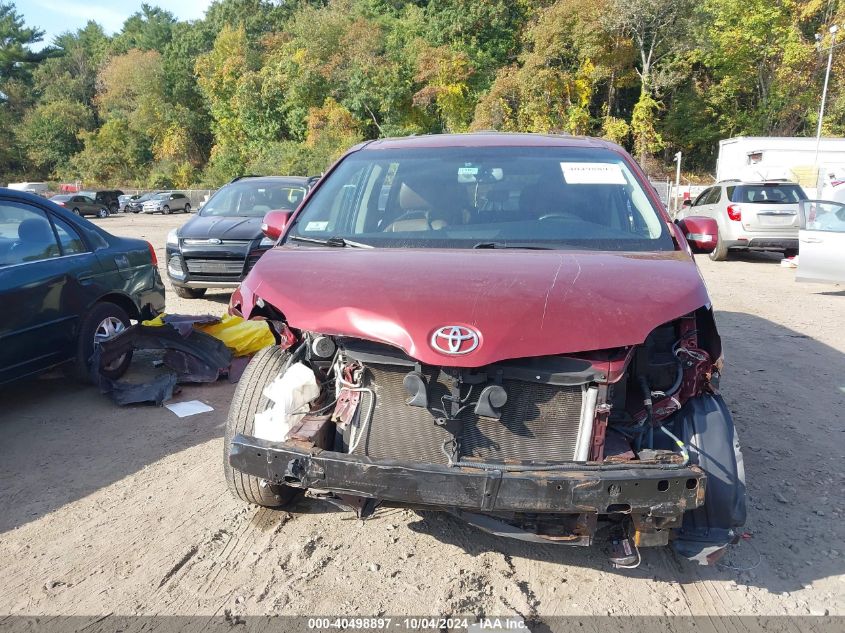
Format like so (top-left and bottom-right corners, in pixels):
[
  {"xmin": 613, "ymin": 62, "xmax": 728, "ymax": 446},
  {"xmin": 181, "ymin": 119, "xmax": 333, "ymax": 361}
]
[{"xmin": 672, "ymin": 394, "xmax": 747, "ymax": 564}]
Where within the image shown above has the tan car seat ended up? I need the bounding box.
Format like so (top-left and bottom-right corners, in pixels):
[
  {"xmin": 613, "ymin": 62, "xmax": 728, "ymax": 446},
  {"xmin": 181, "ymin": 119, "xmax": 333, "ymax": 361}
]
[{"xmin": 383, "ymin": 177, "xmax": 467, "ymax": 232}]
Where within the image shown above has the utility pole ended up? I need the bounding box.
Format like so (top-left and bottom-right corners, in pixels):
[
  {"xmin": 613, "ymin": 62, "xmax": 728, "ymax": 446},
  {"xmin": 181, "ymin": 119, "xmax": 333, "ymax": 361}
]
[
  {"xmin": 815, "ymin": 24, "xmax": 839, "ymax": 169},
  {"xmin": 673, "ymin": 151, "xmax": 682, "ymax": 214}
]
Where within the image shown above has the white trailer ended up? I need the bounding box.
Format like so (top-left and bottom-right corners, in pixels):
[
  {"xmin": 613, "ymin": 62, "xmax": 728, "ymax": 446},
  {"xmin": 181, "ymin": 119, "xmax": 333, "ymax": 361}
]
[
  {"xmin": 6, "ymin": 182, "xmax": 49, "ymax": 196},
  {"xmin": 716, "ymin": 136, "xmax": 845, "ymax": 197}
]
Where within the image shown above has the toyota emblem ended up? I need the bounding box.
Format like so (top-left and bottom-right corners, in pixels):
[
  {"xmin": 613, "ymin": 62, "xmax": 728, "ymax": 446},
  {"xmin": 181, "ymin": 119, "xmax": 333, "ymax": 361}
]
[{"xmin": 431, "ymin": 325, "xmax": 480, "ymax": 355}]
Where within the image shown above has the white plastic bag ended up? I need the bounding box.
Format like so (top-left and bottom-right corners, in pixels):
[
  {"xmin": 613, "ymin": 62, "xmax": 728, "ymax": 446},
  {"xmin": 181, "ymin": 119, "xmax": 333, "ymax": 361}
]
[{"xmin": 253, "ymin": 363, "xmax": 320, "ymax": 442}]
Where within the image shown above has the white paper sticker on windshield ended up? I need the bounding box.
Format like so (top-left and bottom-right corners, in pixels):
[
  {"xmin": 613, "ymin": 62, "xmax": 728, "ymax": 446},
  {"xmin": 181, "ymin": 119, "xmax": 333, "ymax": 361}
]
[
  {"xmin": 457, "ymin": 166, "xmax": 479, "ymax": 183},
  {"xmin": 305, "ymin": 221, "xmax": 328, "ymax": 231},
  {"xmin": 561, "ymin": 162, "xmax": 627, "ymax": 185}
]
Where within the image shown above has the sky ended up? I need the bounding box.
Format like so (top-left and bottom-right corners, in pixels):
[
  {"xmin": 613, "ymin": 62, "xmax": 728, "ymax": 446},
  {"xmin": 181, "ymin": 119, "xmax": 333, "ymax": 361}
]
[{"xmin": 16, "ymin": 0, "xmax": 214, "ymax": 47}]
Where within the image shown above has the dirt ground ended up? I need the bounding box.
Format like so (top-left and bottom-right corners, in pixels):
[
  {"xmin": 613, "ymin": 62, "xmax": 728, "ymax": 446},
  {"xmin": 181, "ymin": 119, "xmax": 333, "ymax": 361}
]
[{"xmin": 0, "ymin": 212, "xmax": 843, "ymax": 622}]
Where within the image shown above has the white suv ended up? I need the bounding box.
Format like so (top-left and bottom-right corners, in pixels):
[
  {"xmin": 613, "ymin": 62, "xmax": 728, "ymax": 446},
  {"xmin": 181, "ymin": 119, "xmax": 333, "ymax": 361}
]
[{"xmin": 677, "ymin": 180, "xmax": 805, "ymax": 261}]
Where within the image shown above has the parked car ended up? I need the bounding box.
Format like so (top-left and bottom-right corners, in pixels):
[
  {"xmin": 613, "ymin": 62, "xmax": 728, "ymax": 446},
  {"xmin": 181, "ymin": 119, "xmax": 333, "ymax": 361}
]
[
  {"xmin": 49, "ymin": 194, "xmax": 110, "ymax": 218},
  {"xmin": 142, "ymin": 191, "xmax": 191, "ymax": 215},
  {"xmin": 223, "ymin": 133, "xmax": 746, "ymax": 566},
  {"xmin": 166, "ymin": 176, "xmax": 309, "ymax": 299},
  {"xmin": 796, "ymin": 199, "xmax": 845, "ymax": 284},
  {"xmin": 676, "ymin": 179, "xmax": 805, "ymax": 261},
  {"xmin": 0, "ymin": 188, "xmax": 165, "ymax": 385},
  {"xmin": 118, "ymin": 194, "xmax": 142, "ymax": 212},
  {"xmin": 79, "ymin": 190, "xmax": 124, "ymax": 215},
  {"xmin": 125, "ymin": 192, "xmax": 158, "ymax": 214}
]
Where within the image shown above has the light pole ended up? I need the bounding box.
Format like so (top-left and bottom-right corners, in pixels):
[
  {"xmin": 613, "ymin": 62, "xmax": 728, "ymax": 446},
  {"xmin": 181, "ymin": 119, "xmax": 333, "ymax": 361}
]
[
  {"xmin": 815, "ymin": 24, "xmax": 839, "ymax": 167},
  {"xmin": 673, "ymin": 151, "xmax": 682, "ymax": 214}
]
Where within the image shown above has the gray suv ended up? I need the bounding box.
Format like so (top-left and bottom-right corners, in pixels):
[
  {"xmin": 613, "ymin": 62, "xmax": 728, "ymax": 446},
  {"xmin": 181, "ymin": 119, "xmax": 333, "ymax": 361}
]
[
  {"xmin": 677, "ymin": 180, "xmax": 805, "ymax": 261},
  {"xmin": 141, "ymin": 192, "xmax": 191, "ymax": 215}
]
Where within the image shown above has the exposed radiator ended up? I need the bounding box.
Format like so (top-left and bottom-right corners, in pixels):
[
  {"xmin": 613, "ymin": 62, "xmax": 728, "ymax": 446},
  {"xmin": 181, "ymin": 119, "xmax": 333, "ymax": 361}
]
[{"xmin": 350, "ymin": 364, "xmax": 595, "ymax": 465}]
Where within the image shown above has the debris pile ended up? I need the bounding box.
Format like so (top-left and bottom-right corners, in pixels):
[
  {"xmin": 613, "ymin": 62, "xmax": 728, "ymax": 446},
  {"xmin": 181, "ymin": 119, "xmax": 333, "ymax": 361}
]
[{"xmin": 92, "ymin": 314, "xmax": 275, "ymax": 406}]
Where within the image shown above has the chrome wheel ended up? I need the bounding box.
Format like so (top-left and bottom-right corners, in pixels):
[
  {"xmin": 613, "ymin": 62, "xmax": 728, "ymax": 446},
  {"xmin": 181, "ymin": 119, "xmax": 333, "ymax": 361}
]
[{"xmin": 94, "ymin": 316, "xmax": 127, "ymax": 370}]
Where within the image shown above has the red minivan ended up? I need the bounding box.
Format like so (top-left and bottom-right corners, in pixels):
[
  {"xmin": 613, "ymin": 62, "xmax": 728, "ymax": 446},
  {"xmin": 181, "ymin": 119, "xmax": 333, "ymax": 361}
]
[{"xmin": 223, "ymin": 133, "xmax": 745, "ymax": 566}]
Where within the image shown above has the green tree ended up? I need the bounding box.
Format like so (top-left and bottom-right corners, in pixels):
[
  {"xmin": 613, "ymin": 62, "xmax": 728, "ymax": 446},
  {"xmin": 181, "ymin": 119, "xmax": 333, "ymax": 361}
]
[
  {"xmin": 413, "ymin": 43, "xmax": 475, "ymax": 131},
  {"xmin": 421, "ymin": 0, "xmax": 529, "ymax": 85},
  {"xmin": 20, "ymin": 100, "xmax": 92, "ymax": 176},
  {"xmin": 111, "ymin": 4, "xmax": 176, "ymax": 54},
  {"xmin": 0, "ymin": 2, "xmax": 55, "ymax": 178},
  {"xmin": 195, "ymin": 24, "xmax": 262, "ymax": 178},
  {"xmin": 305, "ymin": 97, "xmax": 363, "ymax": 162},
  {"xmin": 203, "ymin": 0, "xmax": 292, "ymax": 40},
  {"xmin": 97, "ymin": 48, "xmax": 205, "ymax": 180},
  {"xmin": 97, "ymin": 49, "xmax": 165, "ymax": 119},
  {"xmin": 69, "ymin": 118, "xmax": 151, "ymax": 185},
  {"xmin": 696, "ymin": 0, "xmax": 819, "ymax": 136},
  {"xmin": 604, "ymin": 0, "xmax": 694, "ymax": 160},
  {"xmin": 471, "ymin": 0, "xmax": 611, "ymax": 135},
  {"xmin": 631, "ymin": 91, "xmax": 663, "ymax": 159},
  {"xmin": 0, "ymin": 2, "xmax": 52, "ymax": 81},
  {"xmin": 33, "ymin": 22, "xmax": 110, "ymax": 109},
  {"xmin": 258, "ymin": 0, "xmax": 419, "ymax": 140}
]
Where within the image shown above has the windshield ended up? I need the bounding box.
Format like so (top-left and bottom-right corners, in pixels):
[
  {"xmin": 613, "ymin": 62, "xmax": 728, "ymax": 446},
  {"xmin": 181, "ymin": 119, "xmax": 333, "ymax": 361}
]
[
  {"xmin": 153, "ymin": 193, "xmax": 169, "ymax": 200},
  {"xmin": 729, "ymin": 184, "xmax": 806, "ymax": 204},
  {"xmin": 201, "ymin": 181, "xmax": 306, "ymax": 218},
  {"xmin": 285, "ymin": 146, "xmax": 672, "ymax": 251}
]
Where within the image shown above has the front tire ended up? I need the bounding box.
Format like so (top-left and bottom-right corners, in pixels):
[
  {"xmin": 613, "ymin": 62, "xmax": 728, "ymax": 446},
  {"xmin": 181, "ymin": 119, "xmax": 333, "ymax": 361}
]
[
  {"xmin": 708, "ymin": 230, "xmax": 729, "ymax": 261},
  {"xmin": 71, "ymin": 207, "xmax": 81, "ymax": 216},
  {"xmin": 173, "ymin": 285, "xmax": 206, "ymax": 299},
  {"xmin": 224, "ymin": 345, "xmax": 298, "ymax": 507},
  {"xmin": 72, "ymin": 302, "xmax": 133, "ymax": 383},
  {"xmin": 97, "ymin": 207, "xmax": 109, "ymax": 219},
  {"xmin": 162, "ymin": 205, "xmax": 171, "ymax": 215},
  {"xmin": 183, "ymin": 203, "xmax": 191, "ymax": 214}
]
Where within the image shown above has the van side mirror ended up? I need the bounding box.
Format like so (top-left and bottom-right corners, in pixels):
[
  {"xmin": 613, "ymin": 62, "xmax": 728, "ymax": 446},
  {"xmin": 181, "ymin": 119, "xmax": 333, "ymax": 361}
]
[
  {"xmin": 261, "ymin": 209, "xmax": 293, "ymax": 240},
  {"xmin": 677, "ymin": 216, "xmax": 718, "ymax": 254}
]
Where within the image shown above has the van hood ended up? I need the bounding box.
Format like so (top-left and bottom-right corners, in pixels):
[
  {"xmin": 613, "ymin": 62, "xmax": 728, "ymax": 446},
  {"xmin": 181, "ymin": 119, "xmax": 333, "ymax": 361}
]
[
  {"xmin": 179, "ymin": 215, "xmax": 263, "ymax": 240},
  {"xmin": 244, "ymin": 246, "xmax": 710, "ymax": 367}
]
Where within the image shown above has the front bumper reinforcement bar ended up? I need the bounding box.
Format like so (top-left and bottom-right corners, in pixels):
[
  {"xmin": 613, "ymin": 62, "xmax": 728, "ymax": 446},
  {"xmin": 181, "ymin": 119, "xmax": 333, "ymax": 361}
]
[{"xmin": 230, "ymin": 434, "xmax": 706, "ymax": 515}]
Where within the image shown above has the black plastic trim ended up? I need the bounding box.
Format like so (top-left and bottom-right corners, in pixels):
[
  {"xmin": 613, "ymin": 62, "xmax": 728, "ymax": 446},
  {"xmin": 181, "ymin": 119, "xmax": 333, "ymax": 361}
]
[{"xmin": 229, "ymin": 434, "xmax": 706, "ymax": 515}]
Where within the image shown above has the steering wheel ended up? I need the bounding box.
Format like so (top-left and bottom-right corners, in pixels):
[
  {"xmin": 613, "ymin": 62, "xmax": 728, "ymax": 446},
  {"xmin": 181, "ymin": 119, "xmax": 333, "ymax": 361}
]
[{"xmin": 538, "ymin": 212, "xmax": 581, "ymax": 222}]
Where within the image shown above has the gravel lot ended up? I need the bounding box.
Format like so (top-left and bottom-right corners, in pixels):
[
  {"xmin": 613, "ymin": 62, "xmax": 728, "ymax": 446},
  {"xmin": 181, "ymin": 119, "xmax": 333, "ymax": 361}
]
[{"xmin": 0, "ymin": 212, "xmax": 843, "ymax": 622}]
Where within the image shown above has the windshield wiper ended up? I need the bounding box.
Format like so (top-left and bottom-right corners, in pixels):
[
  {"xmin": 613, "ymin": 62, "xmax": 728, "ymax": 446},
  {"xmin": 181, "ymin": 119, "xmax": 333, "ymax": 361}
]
[
  {"xmin": 289, "ymin": 235, "xmax": 373, "ymax": 249},
  {"xmin": 473, "ymin": 241, "xmax": 556, "ymax": 250}
]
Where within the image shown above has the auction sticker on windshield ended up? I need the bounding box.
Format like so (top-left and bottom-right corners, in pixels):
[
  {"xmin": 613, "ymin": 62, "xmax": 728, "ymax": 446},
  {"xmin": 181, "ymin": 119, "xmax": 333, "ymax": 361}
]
[{"xmin": 561, "ymin": 162, "xmax": 627, "ymax": 185}]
